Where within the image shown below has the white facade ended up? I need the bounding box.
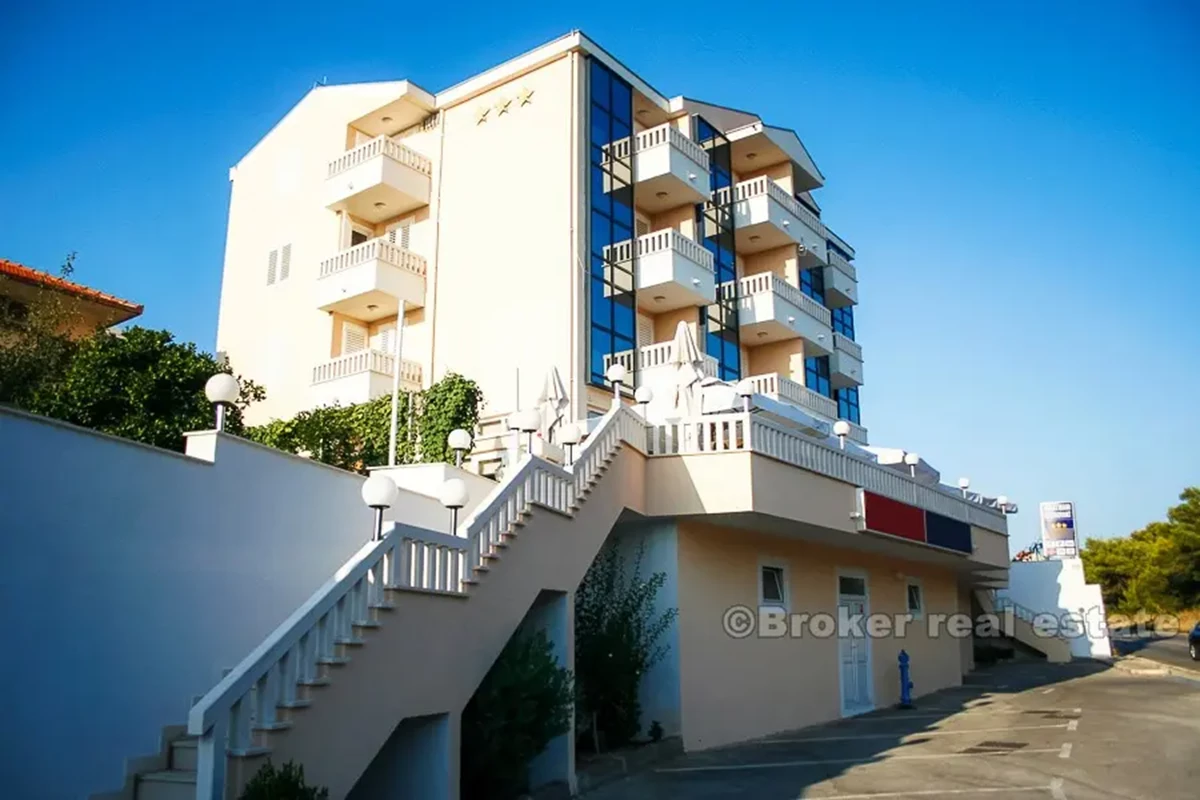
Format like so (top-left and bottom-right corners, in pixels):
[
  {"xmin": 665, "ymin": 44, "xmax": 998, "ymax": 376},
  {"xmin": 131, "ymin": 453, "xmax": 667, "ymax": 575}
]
[{"xmin": 1001, "ymin": 559, "xmax": 1113, "ymax": 659}]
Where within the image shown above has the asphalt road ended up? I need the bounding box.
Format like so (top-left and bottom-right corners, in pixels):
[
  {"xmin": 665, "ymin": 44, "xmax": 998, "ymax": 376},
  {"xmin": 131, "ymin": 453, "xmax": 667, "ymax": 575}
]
[
  {"xmin": 584, "ymin": 661, "xmax": 1200, "ymax": 799},
  {"xmin": 1110, "ymin": 631, "xmax": 1198, "ymax": 670}
]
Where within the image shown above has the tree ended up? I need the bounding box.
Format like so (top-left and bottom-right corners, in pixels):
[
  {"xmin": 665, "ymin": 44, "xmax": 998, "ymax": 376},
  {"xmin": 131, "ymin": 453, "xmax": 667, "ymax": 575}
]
[
  {"xmin": 1081, "ymin": 488, "xmax": 1200, "ymax": 613},
  {"xmin": 460, "ymin": 630, "xmax": 573, "ymax": 800},
  {"xmin": 574, "ymin": 540, "xmax": 678, "ymax": 751},
  {"xmin": 9, "ymin": 326, "xmax": 262, "ymax": 450}
]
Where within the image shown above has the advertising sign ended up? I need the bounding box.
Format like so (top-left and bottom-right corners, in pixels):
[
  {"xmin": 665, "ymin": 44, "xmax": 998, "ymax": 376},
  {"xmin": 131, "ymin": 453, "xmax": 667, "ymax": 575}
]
[{"xmin": 1040, "ymin": 501, "xmax": 1079, "ymax": 560}]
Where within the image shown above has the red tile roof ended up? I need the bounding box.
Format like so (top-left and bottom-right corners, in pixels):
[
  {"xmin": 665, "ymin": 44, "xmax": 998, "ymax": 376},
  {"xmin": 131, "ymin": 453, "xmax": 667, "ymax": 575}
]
[{"xmin": 0, "ymin": 259, "xmax": 143, "ymax": 318}]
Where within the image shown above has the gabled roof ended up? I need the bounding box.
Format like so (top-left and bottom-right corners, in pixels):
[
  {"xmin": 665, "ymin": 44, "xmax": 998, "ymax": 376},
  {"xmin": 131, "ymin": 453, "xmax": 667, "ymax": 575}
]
[{"xmin": 0, "ymin": 259, "xmax": 143, "ymax": 322}]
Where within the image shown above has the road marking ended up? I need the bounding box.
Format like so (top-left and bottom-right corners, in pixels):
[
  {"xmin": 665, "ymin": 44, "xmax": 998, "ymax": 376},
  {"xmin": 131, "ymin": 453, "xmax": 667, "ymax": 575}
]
[
  {"xmin": 797, "ymin": 785, "xmax": 1055, "ymax": 799},
  {"xmin": 1066, "ymin": 719, "xmax": 1078, "ymax": 731},
  {"xmin": 657, "ymin": 749, "xmax": 1063, "ymax": 773},
  {"xmin": 1050, "ymin": 778, "xmax": 1068, "ymax": 799},
  {"xmin": 764, "ymin": 723, "xmax": 1069, "ymax": 744},
  {"xmin": 1059, "ymin": 743, "xmax": 1073, "ymax": 759},
  {"xmin": 1041, "ymin": 688, "xmax": 1056, "ymax": 694}
]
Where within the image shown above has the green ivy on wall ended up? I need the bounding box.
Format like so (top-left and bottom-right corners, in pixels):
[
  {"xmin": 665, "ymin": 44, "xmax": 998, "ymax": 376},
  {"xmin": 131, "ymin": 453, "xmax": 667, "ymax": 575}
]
[{"xmin": 245, "ymin": 373, "xmax": 483, "ymax": 473}]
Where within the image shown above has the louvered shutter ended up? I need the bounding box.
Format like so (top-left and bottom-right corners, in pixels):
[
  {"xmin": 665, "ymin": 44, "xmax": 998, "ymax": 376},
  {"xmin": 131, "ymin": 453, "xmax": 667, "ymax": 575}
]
[
  {"xmin": 387, "ymin": 220, "xmax": 412, "ymax": 250},
  {"xmin": 266, "ymin": 249, "xmax": 278, "ymax": 285},
  {"xmin": 637, "ymin": 314, "xmax": 653, "ymax": 349},
  {"xmin": 279, "ymin": 244, "xmax": 291, "ymax": 281},
  {"xmin": 378, "ymin": 324, "xmax": 395, "ymax": 355},
  {"xmin": 342, "ymin": 322, "xmax": 367, "ymax": 354}
]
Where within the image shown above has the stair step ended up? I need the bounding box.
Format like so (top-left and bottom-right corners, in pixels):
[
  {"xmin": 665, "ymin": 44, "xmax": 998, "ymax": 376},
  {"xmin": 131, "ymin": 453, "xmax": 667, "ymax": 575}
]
[
  {"xmin": 317, "ymin": 655, "xmax": 350, "ymax": 666},
  {"xmin": 335, "ymin": 636, "xmax": 365, "ymax": 647},
  {"xmin": 137, "ymin": 771, "xmax": 196, "ymax": 800},
  {"xmin": 352, "ymin": 618, "xmax": 382, "ymax": 628},
  {"xmin": 369, "ymin": 601, "xmax": 396, "ymax": 611},
  {"xmin": 298, "ymin": 677, "xmax": 331, "ymax": 687},
  {"xmin": 254, "ymin": 720, "xmax": 292, "ymax": 732},
  {"xmin": 278, "ymin": 698, "xmax": 312, "ymax": 709}
]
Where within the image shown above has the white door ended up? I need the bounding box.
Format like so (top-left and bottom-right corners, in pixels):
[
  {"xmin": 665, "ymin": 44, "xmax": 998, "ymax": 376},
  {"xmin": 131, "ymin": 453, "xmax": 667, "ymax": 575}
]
[{"xmin": 838, "ymin": 574, "xmax": 873, "ymax": 716}]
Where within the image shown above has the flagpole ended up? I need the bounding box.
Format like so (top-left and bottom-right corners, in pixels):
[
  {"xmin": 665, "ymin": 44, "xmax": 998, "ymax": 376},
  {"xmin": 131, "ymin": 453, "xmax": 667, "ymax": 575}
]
[{"xmin": 387, "ymin": 308, "xmax": 406, "ymax": 467}]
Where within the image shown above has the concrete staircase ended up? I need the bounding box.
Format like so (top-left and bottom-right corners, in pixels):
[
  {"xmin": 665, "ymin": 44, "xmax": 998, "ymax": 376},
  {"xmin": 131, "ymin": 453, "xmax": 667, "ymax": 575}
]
[
  {"xmin": 93, "ymin": 406, "xmax": 647, "ymax": 800},
  {"xmin": 976, "ymin": 589, "xmax": 1072, "ymax": 664}
]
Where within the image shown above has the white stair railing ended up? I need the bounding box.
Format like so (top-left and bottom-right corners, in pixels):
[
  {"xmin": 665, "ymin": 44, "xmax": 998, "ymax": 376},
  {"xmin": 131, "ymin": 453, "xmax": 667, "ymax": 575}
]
[{"xmin": 187, "ymin": 405, "xmax": 647, "ymax": 800}]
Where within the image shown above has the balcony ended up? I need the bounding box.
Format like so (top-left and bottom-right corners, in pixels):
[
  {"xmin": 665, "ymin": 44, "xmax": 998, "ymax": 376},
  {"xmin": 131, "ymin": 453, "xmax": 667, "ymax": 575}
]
[
  {"xmin": 325, "ymin": 136, "xmax": 432, "ymax": 224},
  {"xmin": 604, "ymin": 341, "xmax": 719, "ymax": 384},
  {"xmin": 624, "ymin": 123, "xmax": 711, "ymax": 213},
  {"xmin": 824, "ymin": 250, "xmax": 858, "ymax": 307},
  {"xmin": 604, "ymin": 230, "xmax": 715, "ymax": 311},
  {"xmin": 316, "ymin": 239, "xmax": 427, "ymax": 321},
  {"xmin": 722, "ymin": 272, "xmax": 833, "ymax": 355},
  {"xmin": 310, "ymin": 350, "xmax": 422, "ymax": 408},
  {"xmin": 830, "ymin": 333, "xmax": 864, "ymax": 388},
  {"xmin": 742, "ymin": 372, "xmax": 868, "ymax": 444},
  {"xmin": 716, "ymin": 177, "xmax": 826, "ymax": 261}
]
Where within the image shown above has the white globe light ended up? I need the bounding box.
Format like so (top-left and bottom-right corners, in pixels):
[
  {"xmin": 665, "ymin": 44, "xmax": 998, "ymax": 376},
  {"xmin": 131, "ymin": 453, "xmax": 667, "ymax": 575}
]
[
  {"xmin": 832, "ymin": 420, "xmax": 851, "ymax": 437},
  {"xmin": 958, "ymin": 477, "xmax": 971, "ymax": 489},
  {"xmin": 361, "ymin": 474, "xmax": 399, "ymax": 509},
  {"xmin": 735, "ymin": 379, "xmax": 755, "ymax": 398},
  {"xmin": 605, "ymin": 363, "xmax": 627, "ymax": 385},
  {"xmin": 439, "ymin": 478, "xmax": 469, "ymax": 510},
  {"xmin": 448, "ymin": 428, "xmax": 472, "ymax": 452},
  {"xmin": 997, "ymin": 495, "xmax": 1009, "ymax": 507},
  {"xmin": 516, "ymin": 408, "xmax": 541, "ymax": 433},
  {"xmin": 634, "ymin": 385, "xmax": 654, "ymax": 404},
  {"xmin": 560, "ymin": 423, "xmax": 581, "ymax": 445},
  {"xmin": 904, "ymin": 452, "xmax": 921, "ymax": 466},
  {"xmin": 205, "ymin": 373, "xmax": 240, "ymax": 405},
  {"xmin": 506, "ymin": 412, "xmax": 522, "ymax": 431}
]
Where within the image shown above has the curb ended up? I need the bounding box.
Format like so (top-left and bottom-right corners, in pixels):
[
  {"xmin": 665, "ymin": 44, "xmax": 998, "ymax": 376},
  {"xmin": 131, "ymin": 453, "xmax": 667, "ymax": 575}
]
[{"xmin": 1112, "ymin": 655, "xmax": 1200, "ymax": 682}]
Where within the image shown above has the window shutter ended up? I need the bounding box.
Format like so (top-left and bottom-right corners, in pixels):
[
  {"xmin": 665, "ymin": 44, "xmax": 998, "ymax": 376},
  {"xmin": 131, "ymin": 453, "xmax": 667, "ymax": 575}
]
[
  {"xmin": 266, "ymin": 249, "xmax": 278, "ymax": 285},
  {"xmin": 279, "ymin": 244, "xmax": 291, "ymax": 281},
  {"xmin": 387, "ymin": 219, "xmax": 412, "ymax": 249},
  {"xmin": 379, "ymin": 324, "xmax": 395, "ymax": 354},
  {"xmin": 636, "ymin": 314, "xmax": 653, "ymax": 349},
  {"xmin": 342, "ymin": 322, "xmax": 367, "ymax": 354}
]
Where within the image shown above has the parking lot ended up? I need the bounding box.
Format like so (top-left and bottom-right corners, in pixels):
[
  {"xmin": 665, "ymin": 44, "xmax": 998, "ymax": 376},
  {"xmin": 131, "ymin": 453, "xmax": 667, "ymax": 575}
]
[{"xmin": 585, "ymin": 661, "xmax": 1200, "ymax": 799}]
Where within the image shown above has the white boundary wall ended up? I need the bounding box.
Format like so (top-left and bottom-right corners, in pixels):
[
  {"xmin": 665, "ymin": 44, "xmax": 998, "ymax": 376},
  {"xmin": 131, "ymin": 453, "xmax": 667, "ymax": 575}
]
[
  {"xmin": 1001, "ymin": 559, "xmax": 1113, "ymax": 659},
  {"xmin": 0, "ymin": 408, "xmax": 449, "ymax": 799}
]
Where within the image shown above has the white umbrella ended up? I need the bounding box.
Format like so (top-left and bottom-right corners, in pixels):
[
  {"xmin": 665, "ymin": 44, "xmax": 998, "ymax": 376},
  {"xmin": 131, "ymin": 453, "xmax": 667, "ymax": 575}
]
[
  {"xmin": 670, "ymin": 321, "xmax": 706, "ymax": 417},
  {"xmin": 537, "ymin": 366, "xmax": 569, "ymax": 442}
]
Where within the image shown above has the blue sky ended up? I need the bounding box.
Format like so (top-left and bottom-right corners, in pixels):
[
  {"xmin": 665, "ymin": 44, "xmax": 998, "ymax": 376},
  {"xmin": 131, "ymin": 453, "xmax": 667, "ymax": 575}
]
[{"xmin": 2, "ymin": 1, "xmax": 1197, "ymax": 550}]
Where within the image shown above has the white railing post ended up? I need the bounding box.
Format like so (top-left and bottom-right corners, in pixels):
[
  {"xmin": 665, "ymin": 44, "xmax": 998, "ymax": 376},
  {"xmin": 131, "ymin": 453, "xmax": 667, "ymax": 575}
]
[{"xmin": 194, "ymin": 718, "xmax": 227, "ymax": 800}]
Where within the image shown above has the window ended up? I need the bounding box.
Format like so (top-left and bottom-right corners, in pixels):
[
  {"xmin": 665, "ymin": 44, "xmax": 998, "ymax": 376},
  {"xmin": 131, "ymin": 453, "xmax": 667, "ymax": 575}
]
[
  {"xmin": 587, "ymin": 58, "xmax": 637, "ymax": 387},
  {"xmin": 906, "ymin": 580, "xmax": 924, "ymax": 619},
  {"xmin": 350, "ymin": 229, "xmax": 369, "ymax": 247},
  {"xmin": 831, "ymin": 305, "xmax": 855, "ymax": 339},
  {"xmin": 0, "ymin": 297, "xmax": 29, "ymax": 330},
  {"xmin": 838, "ymin": 575, "xmax": 866, "ymax": 596},
  {"xmin": 805, "ymin": 355, "xmax": 831, "ymax": 398},
  {"xmin": 341, "ymin": 321, "xmax": 367, "ymax": 354},
  {"xmin": 693, "ymin": 115, "xmax": 740, "ymax": 382},
  {"xmin": 835, "ymin": 387, "xmax": 861, "ymax": 424},
  {"xmin": 800, "ymin": 267, "xmax": 825, "ymax": 306},
  {"xmin": 266, "ymin": 248, "xmax": 278, "ymax": 285},
  {"xmin": 760, "ymin": 563, "xmax": 788, "ymax": 608},
  {"xmin": 279, "ymin": 243, "xmax": 291, "ymax": 281}
]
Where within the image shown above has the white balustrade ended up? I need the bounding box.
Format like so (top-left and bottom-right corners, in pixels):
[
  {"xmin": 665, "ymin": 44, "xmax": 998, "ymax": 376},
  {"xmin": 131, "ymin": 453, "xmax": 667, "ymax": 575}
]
[
  {"xmin": 636, "ymin": 229, "xmax": 715, "ymax": 272},
  {"xmin": 725, "ymin": 273, "xmax": 832, "ymax": 328},
  {"xmin": 604, "ymin": 342, "xmax": 718, "ymax": 379},
  {"xmin": 311, "ymin": 350, "xmax": 421, "ymax": 387},
  {"xmin": 318, "ymin": 239, "xmax": 428, "ymax": 279},
  {"xmin": 828, "ymin": 250, "xmax": 857, "ymax": 281},
  {"xmin": 834, "ymin": 333, "xmax": 863, "ymax": 361},
  {"xmin": 634, "ymin": 122, "xmax": 710, "ymax": 170},
  {"xmin": 327, "ymin": 136, "xmax": 433, "ymax": 179},
  {"xmin": 733, "ymin": 176, "xmax": 826, "ymax": 237},
  {"xmin": 744, "ymin": 372, "xmax": 838, "ymax": 420}
]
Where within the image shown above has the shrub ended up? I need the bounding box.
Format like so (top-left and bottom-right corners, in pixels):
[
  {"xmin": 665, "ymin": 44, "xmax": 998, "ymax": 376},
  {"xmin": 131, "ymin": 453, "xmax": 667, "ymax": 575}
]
[
  {"xmin": 460, "ymin": 630, "xmax": 573, "ymax": 800},
  {"xmin": 239, "ymin": 761, "xmax": 328, "ymax": 800},
  {"xmin": 575, "ymin": 540, "xmax": 678, "ymax": 751}
]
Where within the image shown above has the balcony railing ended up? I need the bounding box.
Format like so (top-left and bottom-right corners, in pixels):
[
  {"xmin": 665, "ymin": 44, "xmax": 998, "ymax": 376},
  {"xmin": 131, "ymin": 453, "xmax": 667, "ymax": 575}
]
[
  {"xmin": 327, "ymin": 136, "xmax": 432, "ymax": 180},
  {"xmin": 607, "ymin": 123, "xmax": 709, "ymax": 170},
  {"xmin": 722, "ymin": 272, "xmax": 832, "ymax": 328},
  {"xmin": 744, "ymin": 372, "xmax": 838, "ymax": 420},
  {"xmin": 605, "ymin": 341, "xmax": 719, "ymax": 378},
  {"xmin": 318, "ymin": 238, "xmax": 428, "ymax": 279},
  {"xmin": 727, "ymin": 176, "xmax": 826, "ymax": 239},
  {"xmin": 635, "ymin": 229, "xmax": 714, "ymax": 271},
  {"xmin": 833, "ymin": 333, "xmax": 863, "ymax": 361},
  {"xmin": 645, "ymin": 412, "xmax": 1007, "ymax": 533},
  {"xmin": 828, "ymin": 250, "xmax": 857, "ymax": 281},
  {"xmin": 312, "ymin": 349, "xmax": 422, "ymax": 387}
]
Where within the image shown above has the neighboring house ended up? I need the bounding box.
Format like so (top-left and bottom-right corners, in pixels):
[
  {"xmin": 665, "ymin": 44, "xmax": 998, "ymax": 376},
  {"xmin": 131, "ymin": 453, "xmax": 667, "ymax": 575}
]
[
  {"xmin": 0, "ymin": 258, "xmax": 142, "ymax": 337},
  {"xmin": 3, "ymin": 30, "xmax": 1042, "ymax": 800}
]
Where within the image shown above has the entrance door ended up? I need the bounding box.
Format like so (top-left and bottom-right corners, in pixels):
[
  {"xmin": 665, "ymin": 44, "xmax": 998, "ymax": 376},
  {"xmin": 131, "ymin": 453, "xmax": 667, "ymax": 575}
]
[{"xmin": 838, "ymin": 573, "xmax": 873, "ymax": 716}]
